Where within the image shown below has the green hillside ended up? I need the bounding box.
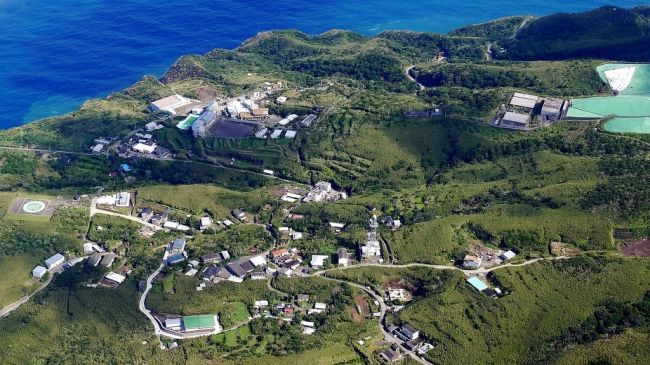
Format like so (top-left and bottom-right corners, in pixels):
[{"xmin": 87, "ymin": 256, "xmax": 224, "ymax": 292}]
[{"xmin": 497, "ymin": 6, "xmax": 650, "ymax": 61}]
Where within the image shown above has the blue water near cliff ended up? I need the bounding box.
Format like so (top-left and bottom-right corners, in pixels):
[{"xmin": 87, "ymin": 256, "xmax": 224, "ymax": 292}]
[{"xmin": 0, "ymin": 0, "xmax": 646, "ymax": 128}]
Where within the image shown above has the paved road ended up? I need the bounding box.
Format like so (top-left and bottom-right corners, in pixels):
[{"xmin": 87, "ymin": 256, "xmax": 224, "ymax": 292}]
[
  {"xmin": 317, "ymin": 274, "xmax": 432, "ymax": 364},
  {"xmin": 406, "ymin": 65, "xmax": 426, "ymax": 91},
  {"xmin": 486, "ymin": 16, "xmax": 534, "ymax": 61},
  {"xmin": 314, "ymin": 255, "xmax": 570, "ymax": 278},
  {"xmin": 0, "ymin": 257, "xmax": 84, "ymax": 318},
  {"xmin": 0, "ymin": 145, "xmax": 94, "ymax": 156},
  {"xmin": 90, "ymin": 198, "xmax": 166, "ymax": 231},
  {"xmin": 0, "ymin": 275, "xmax": 52, "ymax": 318}
]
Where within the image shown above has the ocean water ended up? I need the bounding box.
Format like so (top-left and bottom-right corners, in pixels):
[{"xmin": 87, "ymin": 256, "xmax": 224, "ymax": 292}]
[{"xmin": 0, "ymin": 0, "xmax": 646, "ymax": 128}]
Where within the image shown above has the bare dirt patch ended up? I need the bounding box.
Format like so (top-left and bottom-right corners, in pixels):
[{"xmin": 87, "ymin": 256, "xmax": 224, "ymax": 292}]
[
  {"xmin": 620, "ymin": 238, "xmax": 650, "ymax": 257},
  {"xmin": 550, "ymin": 241, "xmax": 583, "ymax": 256},
  {"xmin": 350, "ymin": 294, "xmax": 370, "ymax": 322}
]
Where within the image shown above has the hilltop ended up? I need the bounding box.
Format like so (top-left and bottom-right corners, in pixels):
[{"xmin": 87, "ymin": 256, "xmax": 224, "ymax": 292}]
[{"xmin": 495, "ymin": 6, "xmax": 650, "ymax": 61}]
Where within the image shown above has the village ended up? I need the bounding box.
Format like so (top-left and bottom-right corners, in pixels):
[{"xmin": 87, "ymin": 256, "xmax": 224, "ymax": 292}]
[{"xmin": 22, "ymin": 173, "xmax": 526, "ymax": 364}]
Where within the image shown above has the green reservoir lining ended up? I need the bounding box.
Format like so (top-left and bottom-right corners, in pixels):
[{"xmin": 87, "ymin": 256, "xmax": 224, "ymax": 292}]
[
  {"xmin": 567, "ymin": 63, "xmax": 650, "ymax": 133},
  {"xmin": 604, "ymin": 117, "xmax": 650, "ymax": 134}
]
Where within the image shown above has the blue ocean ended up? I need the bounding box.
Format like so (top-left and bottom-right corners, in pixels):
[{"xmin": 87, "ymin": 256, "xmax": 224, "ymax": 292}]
[{"xmin": 0, "ymin": 0, "xmax": 646, "ymax": 128}]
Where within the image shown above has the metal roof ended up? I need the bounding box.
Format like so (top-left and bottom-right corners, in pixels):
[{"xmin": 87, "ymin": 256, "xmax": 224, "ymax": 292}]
[
  {"xmin": 510, "ymin": 96, "xmax": 537, "ymax": 109},
  {"xmin": 45, "ymin": 253, "xmax": 65, "ymax": 267},
  {"xmin": 467, "ymin": 277, "xmax": 488, "ymax": 291},
  {"xmin": 502, "ymin": 112, "xmax": 530, "ymax": 125}
]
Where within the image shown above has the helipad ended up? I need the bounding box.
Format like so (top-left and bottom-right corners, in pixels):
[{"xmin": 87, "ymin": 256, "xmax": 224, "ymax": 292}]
[{"xmin": 22, "ymin": 200, "xmax": 47, "ymax": 213}]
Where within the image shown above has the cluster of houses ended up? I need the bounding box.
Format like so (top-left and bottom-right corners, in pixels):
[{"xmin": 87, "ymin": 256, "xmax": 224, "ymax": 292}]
[
  {"xmin": 90, "ymin": 136, "xmax": 116, "ymax": 155},
  {"xmin": 496, "ymin": 92, "xmax": 568, "ymax": 130},
  {"xmin": 302, "ymin": 181, "xmax": 347, "ymax": 203},
  {"xmin": 32, "ymin": 243, "xmax": 130, "ymax": 289},
  {"xmin": 462, "ymin": 249, "xmax": 517, "ymax": 269},
  {"xmin": 378, "ymin": 323, "xmax": 434, "ymax": 362},
  {"xmin": 190, "ymin": 82, "xmax": 284, "ymax": 138},
  {"xmin": 118, "ymin": 130, "xmax": 171, "ymax": 159},
  {"xmin": 31, "ymin": 253, "xmax": 67, "ymax": 279},
  {"xmin": 252, "ymin": 294, "xmax": 328, "ymax": 334}
]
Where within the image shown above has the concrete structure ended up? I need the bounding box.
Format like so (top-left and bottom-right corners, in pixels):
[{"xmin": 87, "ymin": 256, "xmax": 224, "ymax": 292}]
[
  {"xmin": 541, "ymin": 98, "xmax": 566, "ymax": 122},
  {"xmin": 510, "ymin": 92, "xmax": 538, "ymax": 111},
  {"xmin": 115, "ymin": 192, "xmax": 130, "ymax": 207},
  {"xmin": 249, "ymin": 256, "xmax": 267, "ymax": 267},
  {"xmin": 500, "ymin": 250, "xmax": 517, "ymax": 260},
  {"xmin": 32, "ymin": 266, "xmax": 47, "ymax": 278},
  {"xmin": 500, "ymin": 111, "xmax": 530, "ymax": 128},
  {"xmin": 284, "ymin": 130, "xmax": 297, "ymax": 139},
  {"xmin": 165, "ymin": 318, "xmax": 182, "ymax": 331},
  {"xmin": 83, "ymin": 242, "xmax": 94, "ymax": 255},
  {"xmin": 337, "ymin": 248, "xmax": 349, "ymax": 267},
  {"xmin": 149, "ymin": 94, "xmax": 193, "ymax": 115},
  {"xmin": 397, "ymin": 324, "xmax": 420, "ymax": 341},
  {"xmin": 310, "ymin": 255, "xmax": 328, "ymax": 268},
  {"xmin": 45, "ymin": 253, "xmax": 65, "ymax": 270},
  {"xmin": 199, "ymin": 216, "xmax": 212, "ymax": 230},
  {"xmin": 132, "ymin": 143, "xmax": 157, "ymax": 154},
  {"xmin": 192, "ymin": 102, "xmax": 220, "ymax": 137},
  {"xmin": 105, "ymin": 272, "xmax": 126, "ymax": 284},
  {"xmin": 201, "ymin": 253, "xmax": 221, "ymax": 264}
]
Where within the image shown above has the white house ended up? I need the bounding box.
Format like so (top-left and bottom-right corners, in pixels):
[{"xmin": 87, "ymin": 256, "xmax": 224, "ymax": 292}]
[
  {"xmin": 310, "ymin": 255, "xmax": 328, "ymax": 268},
  {"xmin": 105, "ymin": 272, "xmax": 126, "ymax": 284},
  {"xmin": 500, "ymin": 250, "xmax": 517, "ymax": 260},
  {"xmin": 199, "ymin": 216, "xmax": 212, "ymax": 230},
  {"xmin": 314, "ymin": 302, "xmax": 327, "ymax": 310},
  {"xmin": 249, "ymin": 256, "xmax": 267, "ymax": 267},
  {"xmin": 132, "ymin": 143, "xmax": 157, "ymax": 154},
  {"xmin": 32, "ymin": 266, "xmax": 47, "ymax": 278}
]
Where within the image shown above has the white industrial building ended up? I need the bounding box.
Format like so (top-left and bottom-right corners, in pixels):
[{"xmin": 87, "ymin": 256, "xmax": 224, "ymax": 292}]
[
  {"xmin": 149, "ymin": 94, "xmax": 193, "ymax": 115},
  {"xmin": 509, "ymin": 92, "xmax": 538, "ymax": 111},
  {"xmin": 500, "ymin": 111, "xmax": 530, "ymax": 129},
  {"xmin": 45, "ymin": 253, "xmax": 65, "ymax": 270}
]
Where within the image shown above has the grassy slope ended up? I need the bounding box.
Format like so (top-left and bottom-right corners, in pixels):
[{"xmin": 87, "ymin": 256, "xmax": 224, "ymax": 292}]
[
  {"xmin": 499, "ymin": 6, "xmax": 650, "ymax": 61},
  {"xmin": 398, "ymin": 256, "xmax": 650, "ymax": 364},
  {"xmin": 327, "ymin": 257, "xmax": 650, "ymax": 364},
  {"xmin": 0, "ymin": 254, "xmax": 41, "ymax": 307}
]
